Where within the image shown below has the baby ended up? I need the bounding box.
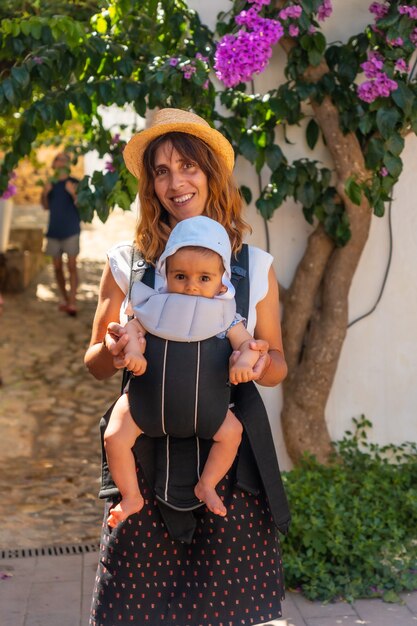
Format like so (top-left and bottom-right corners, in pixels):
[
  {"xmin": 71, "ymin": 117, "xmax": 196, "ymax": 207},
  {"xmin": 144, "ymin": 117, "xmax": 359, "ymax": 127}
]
[{"xmin": 104, "ymin": 217, "xmax": 260, "ymax": 527}]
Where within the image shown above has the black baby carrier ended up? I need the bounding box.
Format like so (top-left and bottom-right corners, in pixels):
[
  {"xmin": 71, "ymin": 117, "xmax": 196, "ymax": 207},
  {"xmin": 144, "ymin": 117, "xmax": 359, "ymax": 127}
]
[{"xmin": 98, "ymin": 244, "xmax": 291, "ymax": 543}]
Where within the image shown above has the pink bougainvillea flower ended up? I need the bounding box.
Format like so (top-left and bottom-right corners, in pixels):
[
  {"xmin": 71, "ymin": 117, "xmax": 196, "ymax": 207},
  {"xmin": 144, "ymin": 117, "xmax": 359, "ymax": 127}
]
[
  {"xmin": 289, "ymin": 24, "xmax": 300, "ymax": 37},
  {"xmin": 215, "ymin": 8, "xmax": 284, "ymax": 87},
  {"xmin": 361, "ymin": 51, "xmax": 384, "ymax": 78},
  {"xmin": 395, "ymin": 58, "xmax": 409, "ymax": 72},
  {"xmin": 279, "ymin": 5, "xmax": 303, "ymax": 20},
  {"xmin": 369, "ymin": 2, "xmax": 389, "ymax": 19},
  {"xmin": 358, "ymin": 72, "xmax": 398, "ymax": 103},
  {"xmin": 317, "ymin": 0, "xmax": 333, "ymax": 21},
  {"xmin": 104, "ymin": 160, "xmax": 116, "ymax": 173}
]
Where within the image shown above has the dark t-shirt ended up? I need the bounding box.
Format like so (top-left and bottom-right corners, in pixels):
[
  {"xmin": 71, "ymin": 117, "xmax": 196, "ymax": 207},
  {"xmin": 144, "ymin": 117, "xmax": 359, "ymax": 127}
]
[{"xmin": 46, "ymin": 177, "xmax": 80, "ymax": 239}]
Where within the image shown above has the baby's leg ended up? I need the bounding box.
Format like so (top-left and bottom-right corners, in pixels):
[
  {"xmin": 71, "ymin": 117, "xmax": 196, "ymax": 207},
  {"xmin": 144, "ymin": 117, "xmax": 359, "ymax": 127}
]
[
  {"xmin": 104, "ymin": 394, "xmax": 144, "ymax": 527},
  {"xmin": 194, "ymin": 409, "xmax": 243, "ymax": 517}
]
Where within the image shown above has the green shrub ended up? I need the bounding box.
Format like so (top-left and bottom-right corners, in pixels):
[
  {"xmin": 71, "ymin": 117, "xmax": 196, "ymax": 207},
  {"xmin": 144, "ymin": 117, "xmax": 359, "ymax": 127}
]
[{"xmin": 281, "ymin": 416, "xmax": 417, "ymax": 603}]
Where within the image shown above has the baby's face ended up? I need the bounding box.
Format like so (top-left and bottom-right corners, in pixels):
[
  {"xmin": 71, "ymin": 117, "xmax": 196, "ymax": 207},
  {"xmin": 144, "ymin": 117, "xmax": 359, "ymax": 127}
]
[{"xmin": 166, "ymin": 248, "xmax": 226, "ymax": 299}]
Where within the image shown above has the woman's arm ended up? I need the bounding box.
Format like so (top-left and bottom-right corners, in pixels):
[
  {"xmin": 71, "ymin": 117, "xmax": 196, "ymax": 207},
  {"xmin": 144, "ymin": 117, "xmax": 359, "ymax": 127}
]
[
  {"xmin": 252, "ymin": 265, "xmax": 288, "ymax": 387},
  {"xmin": 84, "ymin": 261, "xmax": 130, "ymax": 380}
]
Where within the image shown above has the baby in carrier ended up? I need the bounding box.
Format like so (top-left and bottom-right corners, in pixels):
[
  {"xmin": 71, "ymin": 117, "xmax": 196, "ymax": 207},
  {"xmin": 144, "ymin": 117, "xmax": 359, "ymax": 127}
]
[{"xmin": 104, "ymin": 216, "xmax": 260, "ymax": 526}]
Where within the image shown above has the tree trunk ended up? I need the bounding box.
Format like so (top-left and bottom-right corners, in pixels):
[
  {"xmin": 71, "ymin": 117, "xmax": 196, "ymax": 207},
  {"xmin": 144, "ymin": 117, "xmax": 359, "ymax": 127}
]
[{"xmin": 279, "ymin": 55, "xmax": 374, "ymax": 463}]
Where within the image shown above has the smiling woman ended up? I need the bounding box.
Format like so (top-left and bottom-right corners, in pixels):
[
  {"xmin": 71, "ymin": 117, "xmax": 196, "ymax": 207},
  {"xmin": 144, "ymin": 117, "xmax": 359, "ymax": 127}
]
[
  {"xmin": 152, "ymin": 142, "xmax": 209, "ymax": 225},
  {"xmin": 137, "ymin": 127, "xmax": 247, "ymax": 262},
  {"xmin": 84, "ymin": 107, "xmax": 290, "ymax": 626}
]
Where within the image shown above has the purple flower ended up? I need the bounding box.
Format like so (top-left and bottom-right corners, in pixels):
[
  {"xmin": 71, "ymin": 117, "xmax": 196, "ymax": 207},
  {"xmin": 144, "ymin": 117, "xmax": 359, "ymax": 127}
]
[
  {"xmin": 361, "ymin": 51, "xmax": 384, "ymax": 78},
  {"xmin": 104, "ymin": 160, "xmax": 115, "ymax": 173},
  {"xmin": 203, "ymin": 80, "xmax": 209, "ymax": 90},
  {"xmin": 111, "ymin": 133, "xmax": 121, "ymax": 145},
  {"xmin": 411, "ymin": 27, "xmax": 417, "ymax": 45},
  {"xmin": 371, "ymin": 24, "xmax": 384, "ymax": 35},
  {"xmin": 181, "ymin": 64, "xmax": 196, "ymax": 76},
  {"xmin": 215, "ymin": 12, "xmax": 284, "ymax": 87},
  {"xmin": 0, "ymin": 184, "xmax": 17, "ymax": 200},
  {"xmin": 279, "ymin": 5, "xmax": 303, "ymax": 20},
  {"xmin": 196, "ymin": 53, "xmax": 209, "ymax": 62},
  {"xmin": 0, "ymin": 172, "xmax": 17, "ymax": 200},
  {"xmin": 169, "ymin": 57, "xmax": 179, "ymax": 67},
  {"xmin": 33, "ymin": 56, "xmax": 43, "ymax": 64},
  {"xmin": 369, "ymin": 2, "xmax": 389, "ymax": 19},
  {"xmin": 399, "ymin": 5, "xmax": 417, "ymax": 19},
  {"xmin": 317, "ymin": 0, "xmax": 332, "ymax": 21},
  {"xmin": 380, "ymin": 167, "xmax": 389, "ymax": 177},
  {"xmin": 289, "ymin": 24, "xmax": 300, "ymax": 37},
  {"xmin": 395, "ymin": 58, "xmax": 409, "ymax": 72},
  {"xmin": 248, "ymin": 0, "xmax": 271, "ymax": 6},
  {"xmin": 357, "ymin": 72, "xmax": 398, "ymax": 103},
  {"xmin": 388, "ymin": 37, "xmax": 404, "ymax": 46}
]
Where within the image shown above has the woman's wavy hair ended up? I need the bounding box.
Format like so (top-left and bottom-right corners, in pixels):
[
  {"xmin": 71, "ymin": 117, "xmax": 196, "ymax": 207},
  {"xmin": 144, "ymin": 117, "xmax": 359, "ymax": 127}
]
[{"xmin": 135, "ymin": 132, "xmax": 251, "ymax": 262}]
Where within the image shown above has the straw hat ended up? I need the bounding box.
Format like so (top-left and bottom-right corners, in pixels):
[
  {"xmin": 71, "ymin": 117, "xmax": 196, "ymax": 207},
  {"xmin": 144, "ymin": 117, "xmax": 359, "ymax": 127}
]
[{"xmin": 123, "ymin": 108, "xmax": 235, "ymax": 180}]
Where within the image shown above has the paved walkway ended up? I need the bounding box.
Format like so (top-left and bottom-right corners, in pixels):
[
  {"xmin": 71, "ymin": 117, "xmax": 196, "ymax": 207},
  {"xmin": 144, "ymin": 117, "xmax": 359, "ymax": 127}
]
[
  {"xmin": 1, "ymin": 205, "xmax": 417, "ymax": 625},
  {"xmin": 2, "ymin": 550, "xmax": 417, "ymax": 625}
]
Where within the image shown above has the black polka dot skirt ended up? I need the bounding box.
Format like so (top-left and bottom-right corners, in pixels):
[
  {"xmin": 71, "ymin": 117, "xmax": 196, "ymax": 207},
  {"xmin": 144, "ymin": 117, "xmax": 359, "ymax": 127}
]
[{"xmin": 90, "ymin": 468, "xmax": 284, "ymax": 626}]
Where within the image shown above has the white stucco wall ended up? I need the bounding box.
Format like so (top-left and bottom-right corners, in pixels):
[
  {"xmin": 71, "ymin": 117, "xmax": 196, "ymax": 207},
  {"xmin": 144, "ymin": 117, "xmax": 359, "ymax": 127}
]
[{"xmin": 189, "ymin": 0, "xmax": 417, "ymax": 467}]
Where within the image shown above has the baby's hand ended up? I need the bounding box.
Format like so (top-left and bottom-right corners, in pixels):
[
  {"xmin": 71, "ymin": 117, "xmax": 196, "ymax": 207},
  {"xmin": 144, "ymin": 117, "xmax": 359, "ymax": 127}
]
[
  {"xmin": 124, "ymin": 352, "xmax": 147, "ymax": 377},
  {"xmin": 229, "ymin": 360, "xmax": 256, "ymax": 385}
]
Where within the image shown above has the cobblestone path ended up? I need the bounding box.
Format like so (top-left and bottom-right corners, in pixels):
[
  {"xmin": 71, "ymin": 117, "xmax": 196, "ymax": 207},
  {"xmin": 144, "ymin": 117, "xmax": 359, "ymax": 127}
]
[{"xmin": 0, "ymin": 209, "xmax": 135, "ymax": 549}]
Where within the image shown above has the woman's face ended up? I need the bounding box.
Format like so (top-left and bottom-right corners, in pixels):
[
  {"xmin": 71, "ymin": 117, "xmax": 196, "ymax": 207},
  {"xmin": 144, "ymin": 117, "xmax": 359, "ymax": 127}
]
[{"xmin": 153, "ymin": 142, "xmax": 209, "ymax": 227}]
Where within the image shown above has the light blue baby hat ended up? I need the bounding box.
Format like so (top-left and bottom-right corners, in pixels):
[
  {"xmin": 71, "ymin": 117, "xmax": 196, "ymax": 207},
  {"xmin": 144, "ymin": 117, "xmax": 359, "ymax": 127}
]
[{"xmin": 157, "ymin": 216, "xmax": 235, "ymax": 299}]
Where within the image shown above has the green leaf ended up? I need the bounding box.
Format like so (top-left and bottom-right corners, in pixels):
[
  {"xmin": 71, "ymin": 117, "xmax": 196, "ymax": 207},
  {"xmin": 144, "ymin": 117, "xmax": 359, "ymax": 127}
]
[
  {"xmin": 296, "ymin": 181, "xmax": 316, "ymax": 208},
  {"xmin": 308, "ymin": 48, "xmax": 323, "ymax": 67},
  {"xmin": 382, "ymin": 590, "xmax": 402, "ymax": 603},
  {"xmin": 358, "ymin": 114, "xmax": 373, "ymax": 135},
  {"xmin": 30, "ymin": 19, "xmax": 43, "ymax": 40},
  {"xmin": 391, "ymin": 81, "xmax": 413, "ymax": 116},
  {"xmin": 312, "ymin": 32, "xmax": 326, "ymax": 55},
  {"xmin": 2, "ymin": 78, "xmax": 18, "ymax": 105},
  {"xmin": 383, "ymin": 153, "xmax": 402, "ymax": 178},
  {"xmin": 344, "ymin": 176, "xmax": 362, "ymax": 206},
  {"xmin": 376, "ymin": 108, "xmax": 400, "ymax": 139},
  {"xmin": 11, "ymin": 66, "xmax": 30, "ymax": 90},
  {"xmin": 384, "ymin": 133, "xmax": 404, "ymax": 157},
  {"xmin": 300, "ymin": 34, "xmax": 313, "ymax": 51},
  {"xmin": 96, "ymin": 15, "xmax": 108, "ymax": 34},
  {"xmin": 265, "ymin": 144, "xmax": 284, "ymax": 170},
  {"xmin": 306, "ymin": 119, "xmax": 319, "ymax": 150},
  {"xmin": 373, "ymin": 199, "xmax": 385, "ymax": 217},
  {"xmin": 365, "ymin": 138, "xmax": 385, "ymax": 170},
  {"xmin": 240, "ymin": 185, "xmax": 252, "ymax": 205},
  {"xmin": 239, "ymin": 134, "xmax": 258, "ymax": 163}
]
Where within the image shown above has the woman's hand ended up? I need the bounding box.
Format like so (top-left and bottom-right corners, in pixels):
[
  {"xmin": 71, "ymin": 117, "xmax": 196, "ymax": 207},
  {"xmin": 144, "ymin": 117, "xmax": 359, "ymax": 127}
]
[
  {"xmin": 103, "ymin": 322, "xmax": 130, "ymax": 370},
  {"xmin": 248, "ymin": 340, "xmax": 272, "ymax": 380},
  {"xmin": 229, "ymin": 339, "xmax": 270, "ymax": 382}
]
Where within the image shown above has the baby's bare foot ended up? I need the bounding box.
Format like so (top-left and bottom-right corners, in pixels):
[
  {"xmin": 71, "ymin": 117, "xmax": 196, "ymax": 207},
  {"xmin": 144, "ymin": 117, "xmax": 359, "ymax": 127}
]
[
  {"xmin": 195, "ymin": 482, "xmax": 227, "ymax": 517},
  {"xmin": 107, "ymin": 494, "xmax": 144, "ymax": 528}
]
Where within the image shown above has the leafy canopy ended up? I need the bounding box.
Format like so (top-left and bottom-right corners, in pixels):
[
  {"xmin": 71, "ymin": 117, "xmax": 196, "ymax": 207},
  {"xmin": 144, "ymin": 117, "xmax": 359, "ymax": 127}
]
[{"xmin": 0, "ymin": 0, "xmax": 416, "ymax": 240}]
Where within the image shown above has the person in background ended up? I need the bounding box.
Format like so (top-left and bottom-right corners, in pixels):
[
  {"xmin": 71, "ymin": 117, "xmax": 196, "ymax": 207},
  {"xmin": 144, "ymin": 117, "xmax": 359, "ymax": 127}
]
[{"xmin": 41, "ymin": 152, "xmax": 80, "ymax": 316}]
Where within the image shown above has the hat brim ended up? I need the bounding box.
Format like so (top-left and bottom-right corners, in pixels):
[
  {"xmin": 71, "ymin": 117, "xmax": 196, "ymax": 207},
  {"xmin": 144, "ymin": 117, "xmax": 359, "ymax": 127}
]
[{"xmin": 123, "ymin": 121, "xmax": 235, "ymax": 181}]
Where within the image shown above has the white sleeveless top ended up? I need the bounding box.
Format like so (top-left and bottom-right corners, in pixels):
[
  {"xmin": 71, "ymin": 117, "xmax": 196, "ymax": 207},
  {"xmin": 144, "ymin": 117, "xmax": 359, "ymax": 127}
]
[{"xmin": 107, "ymin": 242, "xmax": 273, "ymax": 336}]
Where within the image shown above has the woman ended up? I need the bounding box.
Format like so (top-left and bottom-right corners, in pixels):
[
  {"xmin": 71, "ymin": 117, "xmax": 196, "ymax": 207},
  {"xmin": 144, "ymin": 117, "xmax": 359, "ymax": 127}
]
[{"xmin": 85, "ymin": 108, "xmax": 291, "ymax": 626}]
